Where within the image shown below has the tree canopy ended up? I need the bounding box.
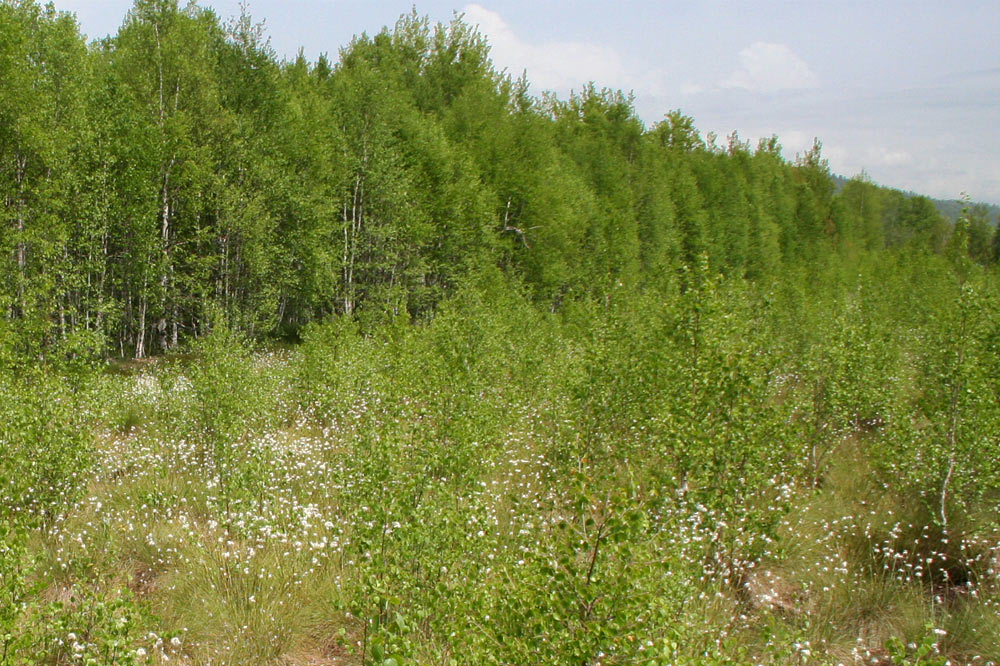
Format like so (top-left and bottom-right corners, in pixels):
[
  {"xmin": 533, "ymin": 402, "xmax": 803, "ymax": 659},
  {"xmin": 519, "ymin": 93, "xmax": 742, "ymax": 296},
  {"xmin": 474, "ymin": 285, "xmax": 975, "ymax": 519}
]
[{"xmin": 0, "ymin": 0, "xmax": 994, "ymax": 359}]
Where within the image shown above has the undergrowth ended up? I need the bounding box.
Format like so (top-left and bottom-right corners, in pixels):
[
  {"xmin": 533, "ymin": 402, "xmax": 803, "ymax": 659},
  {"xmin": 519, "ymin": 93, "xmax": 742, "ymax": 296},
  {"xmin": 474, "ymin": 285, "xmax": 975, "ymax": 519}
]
[{"xmin": 2, "ymin": 265, "xmax": 999, "ymax": 665}]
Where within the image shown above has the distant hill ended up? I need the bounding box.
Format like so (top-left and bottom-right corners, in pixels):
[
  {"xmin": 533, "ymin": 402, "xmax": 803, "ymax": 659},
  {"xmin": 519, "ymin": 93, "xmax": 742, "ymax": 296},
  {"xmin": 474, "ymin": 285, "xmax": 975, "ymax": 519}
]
[
  {"xmin": 832, "ymin": 174, "xmax": 1000, "ymax": 225},
  {"xmin": 927, "ymin": 196, "xmax": 1000, "ymax": 224}
]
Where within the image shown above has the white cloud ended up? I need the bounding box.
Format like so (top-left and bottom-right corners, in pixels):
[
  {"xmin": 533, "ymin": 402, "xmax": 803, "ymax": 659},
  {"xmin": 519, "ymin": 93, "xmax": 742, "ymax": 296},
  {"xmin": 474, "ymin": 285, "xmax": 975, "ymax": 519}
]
[
  {"xmin": 874, "ymin": 149, "xmax": 913, "ymax": 167},
  {"xmin": 460, "ymin": 7, "xmax": 998, "ymax": 203},
  {"xmin": 462, "ymin": 4, "xmax": 662, "ymax": 97},
  {"xmin": 723, "ymin": 42, "xmax": 819, "ymax": 93}
]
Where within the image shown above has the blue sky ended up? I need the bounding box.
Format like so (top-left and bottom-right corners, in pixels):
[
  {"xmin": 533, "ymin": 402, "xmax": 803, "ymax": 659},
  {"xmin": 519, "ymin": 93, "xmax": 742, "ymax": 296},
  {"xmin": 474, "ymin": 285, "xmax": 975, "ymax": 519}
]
[{"xmin": 58, "ymin": 1, "xmax": 1000, "ymax": 205}]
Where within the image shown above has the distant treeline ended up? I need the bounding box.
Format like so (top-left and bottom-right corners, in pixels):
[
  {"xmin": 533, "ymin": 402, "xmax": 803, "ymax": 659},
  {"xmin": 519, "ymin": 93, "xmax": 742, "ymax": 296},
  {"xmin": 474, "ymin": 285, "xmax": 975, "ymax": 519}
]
[
  {"xmin": 2, "ymin": 0, "xmax": 998, "ymax": 359},
  {"xmin": 830, "ymin": 174, "xmax": 1000, "ymax": 226}
]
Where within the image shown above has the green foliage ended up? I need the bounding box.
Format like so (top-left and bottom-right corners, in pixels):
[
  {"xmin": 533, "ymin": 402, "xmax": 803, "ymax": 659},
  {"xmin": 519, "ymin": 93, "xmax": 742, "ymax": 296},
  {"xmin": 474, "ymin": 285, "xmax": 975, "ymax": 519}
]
[
  {"xmin": 883, "ymin": 274, "xmax": 1000, "ymax": 531},
  {"xmin": 0, "ymin": 372, "xmax": 91, "ymax": 527},
  {"xmin": 4, "ymin": 0, "xmax": 969, "ymax": 351},
  {"xmin": 26, "ymin": 586, "xmax": 155, "ymax": 666},
  {"xmin": 0, "ymin": 523, "xmax": 32, "ymax": 664},
  {"xmin": 188, "ymin": 319, "xmax": 286, "ymax": 523},
  {"xmin": 2, "ymin": 3, "xmax": 1000, "ymax": 665},
  {"xmin": 886, "ymin": 623, "xmax": 949, "ymax": 666}
]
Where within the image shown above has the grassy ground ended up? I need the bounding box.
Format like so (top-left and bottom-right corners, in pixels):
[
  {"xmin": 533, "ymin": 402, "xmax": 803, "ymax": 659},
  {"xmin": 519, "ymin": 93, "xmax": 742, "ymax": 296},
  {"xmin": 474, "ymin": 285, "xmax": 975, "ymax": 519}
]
[{"xmin": 4, "ymin": 281, "xmax": 1000, "ymax": 665}]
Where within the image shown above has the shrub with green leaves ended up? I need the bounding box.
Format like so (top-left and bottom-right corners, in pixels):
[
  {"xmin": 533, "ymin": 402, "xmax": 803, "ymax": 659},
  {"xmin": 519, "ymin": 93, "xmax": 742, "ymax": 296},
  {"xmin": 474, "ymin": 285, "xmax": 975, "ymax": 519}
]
[
  {"xmin": 882, "ymin": 276, "xmax": 1000, "ymax": 532},
  {"xmin": 0, "ymin": 373, "xmax": 91, "ymax": 527},
  {"xmin": 188, "ymin": 321, "xmax": 288, "ymax": 524}
]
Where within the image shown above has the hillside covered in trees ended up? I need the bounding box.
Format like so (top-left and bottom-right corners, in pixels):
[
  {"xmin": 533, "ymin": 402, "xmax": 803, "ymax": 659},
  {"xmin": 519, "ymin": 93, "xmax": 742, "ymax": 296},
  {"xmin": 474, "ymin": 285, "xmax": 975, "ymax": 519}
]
[{"xmin": 2, "ymin": 1, "xmax": 1000, "ymax": 665}]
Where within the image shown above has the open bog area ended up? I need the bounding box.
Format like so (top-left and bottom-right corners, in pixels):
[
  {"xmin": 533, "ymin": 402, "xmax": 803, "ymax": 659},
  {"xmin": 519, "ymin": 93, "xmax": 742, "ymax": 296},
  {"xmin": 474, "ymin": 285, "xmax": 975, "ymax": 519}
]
[{"xmin": 2, "ymin": 1, "xmax": 1000, "ymax": 664}]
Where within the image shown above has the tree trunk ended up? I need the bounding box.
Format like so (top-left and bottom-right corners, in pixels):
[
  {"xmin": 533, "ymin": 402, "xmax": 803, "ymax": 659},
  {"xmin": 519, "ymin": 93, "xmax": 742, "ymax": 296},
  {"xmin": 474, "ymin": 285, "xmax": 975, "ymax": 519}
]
[
  {"xmin": 13, "ymin": 154, "xmax": 27, "ymax": 316},
  {"xmin": 136, "ymin": 295, "xmax": 147, "ymax": 359}
]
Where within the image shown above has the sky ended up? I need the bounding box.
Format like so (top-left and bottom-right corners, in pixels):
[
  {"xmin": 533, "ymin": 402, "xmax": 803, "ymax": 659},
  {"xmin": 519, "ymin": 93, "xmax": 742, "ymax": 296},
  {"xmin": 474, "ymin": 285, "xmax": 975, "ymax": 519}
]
[{"xmin": 55, "ymin": 0, "xmax": 1000, "ymax": 205}]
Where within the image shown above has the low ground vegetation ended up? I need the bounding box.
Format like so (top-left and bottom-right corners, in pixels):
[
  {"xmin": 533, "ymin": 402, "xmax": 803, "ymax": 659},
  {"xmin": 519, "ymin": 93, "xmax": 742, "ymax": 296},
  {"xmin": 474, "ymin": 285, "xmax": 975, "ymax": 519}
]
[{"xmin": 2, "ymin": 256, "xmax": 999, "ymax": 665}]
